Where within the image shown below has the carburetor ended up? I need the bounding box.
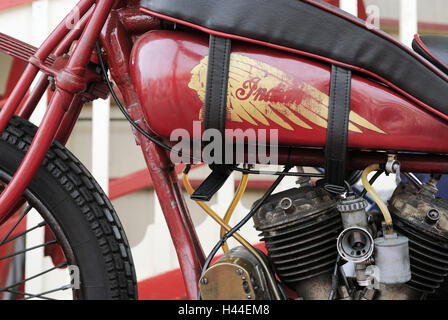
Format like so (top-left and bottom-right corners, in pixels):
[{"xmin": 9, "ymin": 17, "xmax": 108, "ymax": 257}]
[
  {"xmin": 335, "ymin": 191, "xmax": 413, "ymax": 300},
  {"xmin": 336, "ymin": 195, "xmax": 374, "ymax": 263}
]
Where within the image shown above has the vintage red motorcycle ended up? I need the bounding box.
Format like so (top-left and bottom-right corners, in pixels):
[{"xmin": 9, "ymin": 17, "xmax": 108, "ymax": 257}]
[{"xmin": 0, "ymin": 0, "xmax": 447, "ymax": 300}]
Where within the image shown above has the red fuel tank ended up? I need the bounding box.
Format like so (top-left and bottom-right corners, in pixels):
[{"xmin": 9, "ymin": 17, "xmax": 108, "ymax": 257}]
[{"xmin": 130, "ymin": 30, "xmax": 448, "ymax": 154}]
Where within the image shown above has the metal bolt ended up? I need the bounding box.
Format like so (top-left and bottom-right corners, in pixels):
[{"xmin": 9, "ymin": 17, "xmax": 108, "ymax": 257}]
[
  {"xmin": 48, "ymin": 76, "xmax": 56, "ymax": 91},
  {"xmin": 201, "ymin": 277, "xmax": 208, "ymax": 285},
  {"xmin": 236, "ymin": 268, "xmax": 243, "ymax": 276},
  {"xmin": 247, "ymin": 295, "xmax": 252, "ymax": 299},
  {"xmin": 392, "ymin": 162, "xmax": 400, "ymax": 173},
  {"xmin": 279, "ymin": 197, "xmax": 293, "ymax": 211},
  {"xmin": 426, "ymin": 209, "xmax": 440, "ymax": 224}
]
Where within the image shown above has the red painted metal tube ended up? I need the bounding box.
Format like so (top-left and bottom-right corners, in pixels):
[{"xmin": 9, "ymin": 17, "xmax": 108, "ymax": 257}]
[
  {"xmin": 0, "ymin": 0, "xmax": 95, "ymax": 133},
  {"xmin": 168, "ymin": 164, "xmax": 205, "ymax": 268},
  {"xmin": 99, "ymin": 7, "xmax": 205, "ymax": 298},
  {"xmin": 142, "ymin": 141, "xmax": 205, "ymax": 300},
  {"xmin": 4, "ymin": 58, "xmax": 27, "ymax": 97},
  {"xmin": 16, "ymin": 73, "xmax": 48, "ymax": 120},
  {"xmin": 56, "ymin": 5, "xmax": 95, "ymax": 57},
  {"xmin": 64, "ymin": 2, "xmax": 114, "ymax": 76},
  {"xmin": 55, "ymin": 94, "xmax": 85, "ymax": 145},
  {"xmin": 0, "ymin": 0, "xmax": 112, "ymax": 222},
  {"xmin": 0, "ymin": 64, "xmax": 40, "ymax": 131},
  {"xmin": 18, "ymin": 6, "xmax": 95, "ymax": 121},
  {"xmin": 0, "ymin": 91, "xmax": 67, "ymax": 224},
  {"xmin": 33, "ymin": 0, "xmax": 95, "ymax": 62},
  {"xmin": 0, "ymin": 32, "xmax": 56, "ymax": 66},
  {"xmin": 275, "ymin": 148, "xmax": 448, "ymax": 173}
]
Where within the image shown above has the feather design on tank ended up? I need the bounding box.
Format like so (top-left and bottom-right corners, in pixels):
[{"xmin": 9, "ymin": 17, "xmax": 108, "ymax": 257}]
[{"xmin": 188, "ymin": 53, "xmax": 386, "ymax": 134}]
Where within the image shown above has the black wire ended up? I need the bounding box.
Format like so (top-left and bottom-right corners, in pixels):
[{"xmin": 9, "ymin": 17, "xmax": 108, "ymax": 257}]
[
  {"xmin": 361, "ymin": 170, "xmax": 383, "ymax": 197},
  {"xmin": 346, "ymin": 170, "xmax": 363, "ymax": 186},
  {"xmin": 198, "ymin": 165, "xmax": 292, "ymax": 300},
  {"xmin": 95, "ymin": 41, "xmax": 203, "ymax": 163},
  {"xmin": 96, "ymin": 41, "xmax": 324, "ymax": 179},
  {"xmin": 328, "ymin": 256, "xmax": 341, "ymax": 300},
  {"xmin": 234, "ymin": 166, "xmax": 325, "ymax": 177}
]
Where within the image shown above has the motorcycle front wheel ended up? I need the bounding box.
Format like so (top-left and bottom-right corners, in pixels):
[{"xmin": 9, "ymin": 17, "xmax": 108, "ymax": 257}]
[{"xmin": 0, "ymin": 116, "xmax": 137, "ymax": 300}]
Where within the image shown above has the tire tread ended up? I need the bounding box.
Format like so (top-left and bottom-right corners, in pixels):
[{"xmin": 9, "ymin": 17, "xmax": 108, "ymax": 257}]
[{"xmin": 1, "ymin": 116, "xmax": 138, "ymax": 300}]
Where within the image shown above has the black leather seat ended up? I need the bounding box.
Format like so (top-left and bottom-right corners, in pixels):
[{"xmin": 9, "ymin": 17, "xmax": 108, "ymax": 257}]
[
  {"xmin": 413, "ymin": 35, "xmax": 448, "ymax": 75},
  {"xmin": 141, "ymin": 0, "xmax": 448, "ymax": 115}
]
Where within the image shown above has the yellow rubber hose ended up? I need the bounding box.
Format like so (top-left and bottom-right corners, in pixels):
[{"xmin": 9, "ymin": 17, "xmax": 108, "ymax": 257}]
[
  {"xmin": 220, "ymin": 174, "xmax": 249, "ymax": 252},
  {"xmin": 182, "ymin": 172, "xmax": 283, "ymax": 300},
  {"xmin": 361, "ymin": 164, "xmax": 393, "ymax": 230},
  {"xmin": 182, "ymin": 173, "xmax": 251, "ymax": 250}
]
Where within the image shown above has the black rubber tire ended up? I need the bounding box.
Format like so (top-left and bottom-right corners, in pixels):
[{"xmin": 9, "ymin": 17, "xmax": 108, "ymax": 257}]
[{"xmin": 0, "ymin": 116, "xmax": 137, "ymax": 300}]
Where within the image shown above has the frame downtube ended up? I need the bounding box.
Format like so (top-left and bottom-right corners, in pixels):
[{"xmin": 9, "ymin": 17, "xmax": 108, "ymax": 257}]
[
  {"xmin": 0, "ymin": 0, "xmax": 113, "ymax": 223},
  {"xmin": 0, "ymin": 0, "xmax": 95, "ymax": 133},
  {"xmin": 18, "ymin": 6, "xmax": 95, "ymax": 121}
]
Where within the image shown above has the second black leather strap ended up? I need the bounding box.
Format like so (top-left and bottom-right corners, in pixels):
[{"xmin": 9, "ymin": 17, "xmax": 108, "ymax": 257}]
[
  {"xmin": 203, "ymin": 35, "xmax": 232, "ymax": 137},
  {"xmin": 325, "ymin": 65, "xmax": 352, "ymax": 187}
]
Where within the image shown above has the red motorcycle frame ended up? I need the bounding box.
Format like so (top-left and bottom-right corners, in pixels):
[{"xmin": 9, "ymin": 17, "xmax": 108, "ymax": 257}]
[{"xmin": 0, "ymin": 0, "xmax": 448, "ymax": 300}]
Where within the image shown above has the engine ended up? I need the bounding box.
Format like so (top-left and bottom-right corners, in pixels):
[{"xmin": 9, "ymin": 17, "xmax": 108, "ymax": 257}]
[
  {"xmin": 252, "ymin": 184, "xmax": 342, "ymax": 300},
  {"xmin": 389, "ymin": 182, "xmax": 448, "ymax": 299},
  {"xmin": 249, "ymin": 177, "xmax": 448, "ymax": 300}
]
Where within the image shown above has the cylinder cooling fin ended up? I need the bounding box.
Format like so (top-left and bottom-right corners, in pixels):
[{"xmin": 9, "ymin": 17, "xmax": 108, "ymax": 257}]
[
  {"xmin": 393, "ymin": 218, "xmax": 448, "ymax": 294},
  {"xmin": 389, "ymin": 183, "xmax": 448, "ymax": 296},
  {"xmin": 253, "ymin": 186, "xmax": 343, "ymax": 287}
]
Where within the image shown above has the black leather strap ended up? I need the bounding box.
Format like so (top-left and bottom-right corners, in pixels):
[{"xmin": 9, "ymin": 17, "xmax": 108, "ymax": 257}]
[
  {"xmin": 325, "ymin": 65, "xmax": 352, "ymax": 187},
  {"xmin": 143, "ymin": 0, "xmax": 448, "ymax": 117},
  {"xmin": 203, "ymin": 35, "xmax": 232, "ymax": 135},
  {"xmin": 191, "ymin": 36, "xmax": 232, "ymax": 201},
  {"xmin": 190, "ymin": 165, "xmax": 233, "ymax": 201}
]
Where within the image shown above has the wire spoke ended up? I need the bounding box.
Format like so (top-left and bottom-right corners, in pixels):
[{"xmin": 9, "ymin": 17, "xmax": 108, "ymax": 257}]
[
  {"xmin": 0, "ymin": 240, "xmax": 57, "ymax": 261},
  {"xmin": 21, "ymin": 284, "xmax": 72, "ymax": 300},
  {"xmin": 1, "ymin": 221, "xmax": 47, "ymax": 246},
  {"xmin": 0, "ymin": 177, "xmax": 76, "ymax": 300},
  {"xmin": 0, "ymin": 261, "xmax": 67, "ymax": 292},
  {"xmin": 0, "ymin": 205, "xmax": 32, "ymax": 246},
  {"xmin": 5, "ymin": 288, "xmax": 56, "ymax": 301}
]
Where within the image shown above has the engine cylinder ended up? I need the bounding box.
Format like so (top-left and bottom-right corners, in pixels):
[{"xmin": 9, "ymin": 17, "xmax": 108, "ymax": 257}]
[
  {"xmin": 394, "ymin": 218, "xmax": 448, "ymax": 294},
  {"xmin": 389, "ymin": 183, "xmax": 448, "ymax": 296},
  {"xmin": 253, "ymin": 186, "xmax": 343, "ymax": 288}
]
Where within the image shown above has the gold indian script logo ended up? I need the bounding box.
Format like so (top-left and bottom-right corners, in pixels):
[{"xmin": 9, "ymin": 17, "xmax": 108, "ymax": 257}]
[{"xmin": 188, "ymin": 54, "xmax": 386, "ymax": 134}]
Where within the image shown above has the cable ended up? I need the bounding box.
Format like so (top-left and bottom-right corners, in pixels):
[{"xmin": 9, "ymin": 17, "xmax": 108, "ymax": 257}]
[
  {"xmin": 182, "ymin": 171, "xmax": 282, "ymax": 300},
  {"xmin": 346, "ymin": 170, "xmax": 363, "ymax": 186},
  {"xmin": 198, "ymin": 165, "xmax": 292, "ymax": 300},
  {"xmin": 96, "ymin": 41, "xmax": 202, "ymax": 163},
  {"xmin": 97, "ymin": 41, "xmax": 317, "ymax": 300},
  {"xmin": 97, "ymin": 43, "xmax": 325, "ymax": 180},
  {"xmin": 233, "ymin": 166, "xmax": 325, "ymax": 178},
  {"xmin": 403, "ymin": 172, "xmax": 423, "ymax": 190},
  {"xmin": 328, "ymin": 256, "xmax": 341, "ymax": 300}
]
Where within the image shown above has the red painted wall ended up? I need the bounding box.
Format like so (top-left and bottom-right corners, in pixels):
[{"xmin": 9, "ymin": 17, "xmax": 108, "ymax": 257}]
[{"xmin": 0, "ymin": 0, "xmax": 35, "ymax": 11}]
